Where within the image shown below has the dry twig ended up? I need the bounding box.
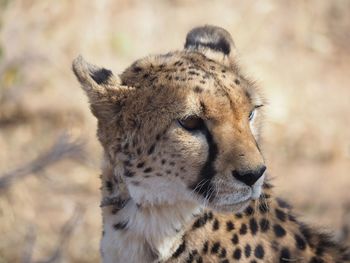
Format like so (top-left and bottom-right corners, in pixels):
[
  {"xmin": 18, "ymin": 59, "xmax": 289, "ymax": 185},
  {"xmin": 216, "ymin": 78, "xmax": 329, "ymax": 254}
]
[{"xmin": 0, "ymin": 134, "xmax": 85, "ymax": 192}]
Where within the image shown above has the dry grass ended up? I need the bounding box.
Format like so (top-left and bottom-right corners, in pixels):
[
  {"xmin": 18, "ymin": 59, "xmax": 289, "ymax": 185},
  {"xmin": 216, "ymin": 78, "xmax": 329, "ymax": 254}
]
[{"xmin": 0, "ymin": 0, "xmax": 349, "ymax": 262}]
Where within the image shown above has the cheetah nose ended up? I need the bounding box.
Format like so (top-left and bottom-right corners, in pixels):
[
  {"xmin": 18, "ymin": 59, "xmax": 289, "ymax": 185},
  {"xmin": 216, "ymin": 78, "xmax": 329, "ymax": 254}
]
[{"xmin": 232, "ymin": 165, "xmax": 266, "ymax": 187}]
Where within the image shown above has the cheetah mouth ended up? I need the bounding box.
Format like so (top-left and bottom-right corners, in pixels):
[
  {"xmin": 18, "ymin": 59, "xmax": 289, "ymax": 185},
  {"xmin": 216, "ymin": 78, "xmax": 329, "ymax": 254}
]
[
  {"xmin": 208, "ymin": 192, "xmax": 252, "ymax": 213},
  {"xmin": 212, "ymin": 198, "xmax": 251, "ymax": 213}
]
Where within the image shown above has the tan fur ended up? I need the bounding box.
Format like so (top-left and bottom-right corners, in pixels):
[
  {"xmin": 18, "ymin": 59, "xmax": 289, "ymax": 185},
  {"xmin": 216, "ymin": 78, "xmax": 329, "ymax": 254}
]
[{"xmin": 73, "ymin": 25, "xmax": 349, "ymax": 263}]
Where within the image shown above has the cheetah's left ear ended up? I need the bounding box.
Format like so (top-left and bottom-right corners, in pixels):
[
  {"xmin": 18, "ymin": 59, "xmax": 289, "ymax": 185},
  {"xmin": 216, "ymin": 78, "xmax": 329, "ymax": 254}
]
[{"xmin": 184, "ymin": 25, "xmax": 237, "ymax": 65}]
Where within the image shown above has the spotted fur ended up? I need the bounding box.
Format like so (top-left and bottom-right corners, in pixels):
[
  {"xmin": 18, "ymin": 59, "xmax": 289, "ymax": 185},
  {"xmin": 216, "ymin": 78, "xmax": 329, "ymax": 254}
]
[{"xmin": 72, "ymin": 25, "xmax": 350, "ymax": 263}]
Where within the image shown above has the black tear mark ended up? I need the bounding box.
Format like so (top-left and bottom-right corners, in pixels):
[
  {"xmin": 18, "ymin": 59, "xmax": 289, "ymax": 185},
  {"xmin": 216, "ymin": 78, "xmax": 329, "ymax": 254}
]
[
  {"xmin": 91, "ymin": 68, "xmax": 112, "ymax": 84},
  {"xmin": 189, "ymin": 122, "xmax": 218, "ymax": 200}
]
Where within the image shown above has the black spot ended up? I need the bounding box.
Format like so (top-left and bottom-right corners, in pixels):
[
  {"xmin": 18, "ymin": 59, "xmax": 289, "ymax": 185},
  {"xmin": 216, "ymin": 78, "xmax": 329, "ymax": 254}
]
[
  {"xmin": 143, "ymin": 167, "xmax": 152, "ymax": 173},
  {"xmin": 188, "ymin": 70, "xmax": 199, "ymax": 75},
  {"xmin": 239, "ymin": 223, "xmax": 248, "ymax": 235},
  {"xmin": 143, "ymin": 73, "xmax": 149, "ymax": 79},
  {"xmin": 234, "ymin": 79, "xmax": 240, "ymax": 85},
  {"xmin": 193, "ymin": 214, "xmax": 209, "ymax": 229},
  {"xmin": 136, "ymin": 162, "xmax": 145, "ymax": 168},
  {"xmin": 235, "ymin": 213, "xmax": 243, "ymax": 218},
  {"xmin": 244, "ymin": 90, "xmax": 252, "ymax": 102},
  {"xmin": 299, "ymin": 224, "xmax": 312, "ymax": 245},
  {"xmin": 275, "ymin": 208, "xmax": 287, "ymax": 222},
  {"xmin": 233, "ymin": 248, "xmax": 242, "ymax": 260},
  {"xmin": 207, "ymin": 211, "xmax": 214, "ymax": 220},
  {"xmin": 91, "ymin": 68, "xmax": 112, "ymax": 84},
  {"xmin": 279, "ymin": 247, "xmax": 291, "ymax": 262},
  {"xmin": 259, "ymin": 218, "xmax": 270, "ymax": 232},
  {"xmin": 148, "ymin": 144, "xmax": 155, "ymax": 155},
  {"xmin": 294, "ymin": 234, "xmax": 306, "ymax": 250},
  {"xmin": 124, "ymin": 170, "xmax": 134, "ymax": 177},
  {"xmin": 219, "ymin": 248, "xmax": 227, "ymax": 258},
  {"xmin": 249, "ymin": 218, "xmax": 259, "ymax": 235},
  {"xmin": 289, "ymin": 214, "xmax": 297, "ymax": 222},
  {"xmin": 194, "ymin": 86, "xmax": 203, "ymax": 93},
  {"xmin": 226, "ymin": 221, "xmax": 234, "ymax": 231},
  {"xmin": 202, "ymin": 241, "xmax": 209, "ymax": 254},
  {"xmin": 133, "ymin": 66, "xmax": 142, "ymax": 73},
  {"xmin": 276, "ymin": 198, "xmax": 291, "ymax": 209},
  {"xmin": 105, "ymin": 180, "xmax": 113, "ymax": 193},
  {"xmin": 258, "ymin": 202, "xmax": 269, "ymax": 213},
  {"xmin": 212, "ymin": 218, "xmax": 220, "ymax": 231},
  {"xmin": 273, "ymin": 224, "xmax": 287, "ymax": 237},
  {"xmin": 245, "ymin": 206, "xmax": 254, "ymax": 216},
  {"xmin": 113, "ymin": 221, "xmax": 128, "ymax": 230},
  {"xmin": 254, "ymin": 244, "xmax": 264, "ymax": 259},
  {"xmin": 172, "ymin": 240, "xmax": 186, "ymax": 258},
  {"xmin": 244, "ymin": 244, "xmax": 251, "ymax": 258},
  {"xmin": 185, "ymin": 252, "xmax": 194, "ymax": 263},
  {"xmin": 211, "ymin": 242, "xmax": 220, "ymax": 254},
  {"xmin": 231, "ymin": 234, "xmax": 239, "ymax": 245}
]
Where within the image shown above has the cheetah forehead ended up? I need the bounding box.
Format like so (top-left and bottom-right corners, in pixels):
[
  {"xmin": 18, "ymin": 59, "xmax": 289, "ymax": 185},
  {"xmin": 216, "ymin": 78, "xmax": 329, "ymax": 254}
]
[{"xmin": 119, "ymin": 51, "xmax": 263, "ymax": 118}]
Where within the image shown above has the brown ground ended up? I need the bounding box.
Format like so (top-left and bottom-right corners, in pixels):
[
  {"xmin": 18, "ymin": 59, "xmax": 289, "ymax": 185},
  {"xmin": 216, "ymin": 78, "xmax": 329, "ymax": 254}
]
[{"xmin": 0, "ymin": 1, "xmax": 349, "ymax": 262}]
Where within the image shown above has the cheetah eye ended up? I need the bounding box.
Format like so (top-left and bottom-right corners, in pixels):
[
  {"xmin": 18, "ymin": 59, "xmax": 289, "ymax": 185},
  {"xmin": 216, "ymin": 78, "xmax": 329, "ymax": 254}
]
[
  {"xmin": 249, "ymin": 104, "xmax": 263, "ymax": 122},
  {"xmin": 249, "ymin": 110, "xmax": 255, "ymax": 121},
  {"xmin": 178, "ymin": 116, "xmax": 204, "ymax": 131}
]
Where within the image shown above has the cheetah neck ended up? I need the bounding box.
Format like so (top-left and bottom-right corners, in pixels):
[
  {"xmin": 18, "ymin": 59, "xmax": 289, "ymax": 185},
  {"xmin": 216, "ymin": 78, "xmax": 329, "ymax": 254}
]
[
  {"xmin": 100, "ymin": 162, "xmax": 201, "ymax": 263},
  {"xmin": 101, "ymin": 198, "xmax": 201, "ymax": 263}
]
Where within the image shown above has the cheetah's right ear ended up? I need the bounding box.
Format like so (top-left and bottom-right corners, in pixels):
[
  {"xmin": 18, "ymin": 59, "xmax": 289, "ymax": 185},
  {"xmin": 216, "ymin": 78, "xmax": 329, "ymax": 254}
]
[
  {"xmin": 72, "ymin": 55, "xmax": 131, "ymax": 119},
  {"xmin": 184, "ymin": 25, "xmax": 237, "ymax": 65}
]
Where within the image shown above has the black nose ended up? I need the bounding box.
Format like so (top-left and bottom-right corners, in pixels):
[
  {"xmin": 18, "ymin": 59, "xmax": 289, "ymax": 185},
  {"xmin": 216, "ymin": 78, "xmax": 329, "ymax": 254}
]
[{"xmin": 232, "ymin": 165, "xmax": 266, "ymax": 187}]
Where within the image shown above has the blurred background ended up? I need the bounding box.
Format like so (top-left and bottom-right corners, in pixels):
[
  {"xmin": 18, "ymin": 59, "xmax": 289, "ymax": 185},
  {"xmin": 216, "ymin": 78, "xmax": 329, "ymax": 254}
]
[{"xmin": 0, "ymin": 0, "xmax": 349, "ymax": 262}]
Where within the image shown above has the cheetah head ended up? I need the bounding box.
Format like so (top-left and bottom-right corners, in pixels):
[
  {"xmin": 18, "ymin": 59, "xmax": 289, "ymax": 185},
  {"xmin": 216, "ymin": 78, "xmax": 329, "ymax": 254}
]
[{"xmin": 73, "ymin": 25, "xmax": 266, "ymax": 213}]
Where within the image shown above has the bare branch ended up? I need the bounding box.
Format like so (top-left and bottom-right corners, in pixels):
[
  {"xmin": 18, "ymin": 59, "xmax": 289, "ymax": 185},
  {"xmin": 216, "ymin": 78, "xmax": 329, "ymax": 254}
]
[{"xmin": 0, "ymin": 134, "xmax": 85, "ymax": 192}]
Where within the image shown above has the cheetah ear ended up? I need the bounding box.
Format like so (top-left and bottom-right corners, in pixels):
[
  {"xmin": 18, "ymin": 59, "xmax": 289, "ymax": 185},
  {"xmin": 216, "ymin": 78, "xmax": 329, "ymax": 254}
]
[
  {"xmin": 184, "ymin": 25, "xmax": 237, "ymax": 64},
  {"xmin": 72, "ymin": 55, "xmax": 129, "ymax": 119}
]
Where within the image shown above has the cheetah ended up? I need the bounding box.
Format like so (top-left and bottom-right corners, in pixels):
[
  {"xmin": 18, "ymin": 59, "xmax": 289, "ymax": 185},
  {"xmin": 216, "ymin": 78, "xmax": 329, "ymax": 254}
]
[{"xmin": 72, "ymin": 25, "xmax": 350, "ymax": 263}]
